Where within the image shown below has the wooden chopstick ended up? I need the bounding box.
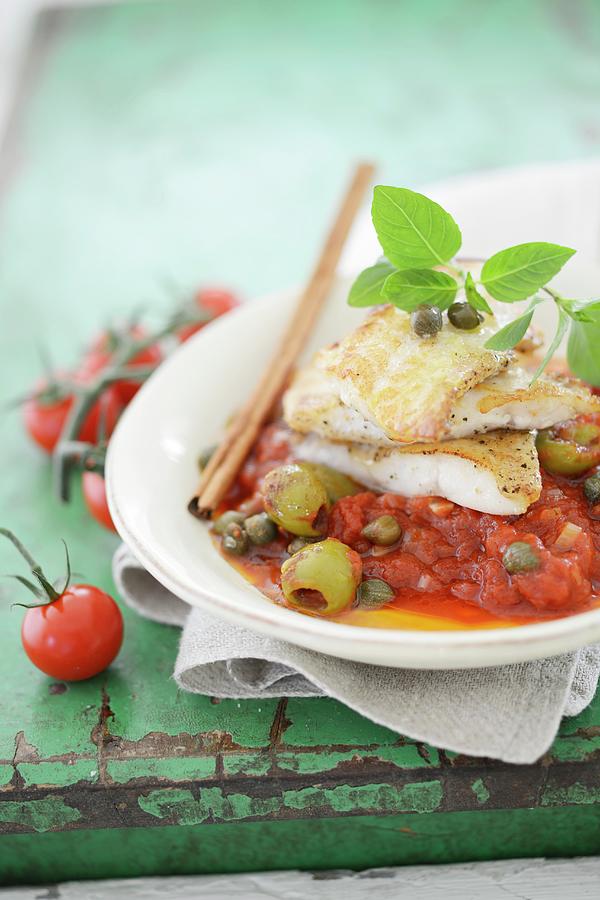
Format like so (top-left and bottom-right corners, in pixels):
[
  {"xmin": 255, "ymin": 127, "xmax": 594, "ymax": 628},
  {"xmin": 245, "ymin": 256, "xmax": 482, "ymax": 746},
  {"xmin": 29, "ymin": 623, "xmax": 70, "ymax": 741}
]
[{"xmin": 188, "ymin": 161, "xmax": 376, "ymax": 519}]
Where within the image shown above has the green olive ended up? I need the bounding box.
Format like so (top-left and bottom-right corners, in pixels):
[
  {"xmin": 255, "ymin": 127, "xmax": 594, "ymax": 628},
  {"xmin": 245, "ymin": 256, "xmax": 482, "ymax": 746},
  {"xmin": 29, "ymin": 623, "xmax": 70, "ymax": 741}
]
[
  {"xmin": 263, "ymin": 463, "xmax": 330, "ymax": 537},
  {"xmin": 536, "ymin": 422, "xmax": 600, "ymax": 477},
  {"xmin": 502, "ymin": 541, "xmax": 540, "ymax": 574},
  {"xmin": 244, "ymin": 512, "xmax": 278, "ymax": 545},
  {"xmin": 361, "ymin": 515, "xmax": 402, "ymax": 546},
  {"xmin": 197, "ymin": 444, "xmax": 217, "ymax": 472},
  {"xmin": 584, "ymin": 472, "xmax": 600, "ymax": 505},
  {"xmin": 222, "ymin": 522, "xmax": 249, "ymax": 556},
  {"xmin": 299, "ymin": 462, "xmax": 362, "ymax": 503},
  {"xmin": 213, "ymin": 510, "xmax": 246, "ymax": 535},
  {"xmin": 410, "ymin": 304, "xmax": 442, "ymax": 338},
  {"xmin": 280, "ymin": 538, "xmax": 362, "ymax": 616},
  {"xmin": 447, "ymin": 302, "xmax": 483, "ymax": 331},
  {"xmin": 287, "ymin": 536, "xmax": 319, "ymax": 555},
  {"xmin": 357, "ymin": 579, "xmax": 395, "ymax": 610}
]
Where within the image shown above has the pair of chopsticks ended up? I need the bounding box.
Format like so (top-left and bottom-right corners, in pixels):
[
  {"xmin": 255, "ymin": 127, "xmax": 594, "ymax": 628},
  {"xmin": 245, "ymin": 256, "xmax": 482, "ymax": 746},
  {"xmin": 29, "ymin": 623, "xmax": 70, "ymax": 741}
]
[{"xmin": 189, "ymin": 161, "xmax": 376, "ymax": 519}]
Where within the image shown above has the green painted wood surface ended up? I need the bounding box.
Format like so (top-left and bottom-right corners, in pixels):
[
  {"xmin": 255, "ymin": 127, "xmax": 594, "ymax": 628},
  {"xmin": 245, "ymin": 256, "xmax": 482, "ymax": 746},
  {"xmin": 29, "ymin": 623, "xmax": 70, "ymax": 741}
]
[{"xmin": 1, "ymin": 0, "xmax": 600, "ymax": 885}]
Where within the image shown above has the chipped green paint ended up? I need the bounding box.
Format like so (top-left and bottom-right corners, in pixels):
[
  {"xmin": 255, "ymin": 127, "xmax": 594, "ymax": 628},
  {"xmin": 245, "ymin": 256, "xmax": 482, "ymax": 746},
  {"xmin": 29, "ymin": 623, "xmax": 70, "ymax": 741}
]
[
  {"xmin": 282, "ymin": 780, "xmax": 443, "ymax": 815},
  {"xmin": 542, "ymin": 782, "xmax": 600, "ymax": 807},
  {"xmin": 275, "ymin": 744, "xmax": 439, "ymax": 774},
  {"xmin": 471, "ymin": 778, "xmax": 490, "ymax": 805},
  {"xmin": 550, "ymin": 734, "xmax": 600, "ymax": 762},
  {"xmin": 222, "ymin": 753, "xmax": 273, "ymax": 778},
  {"xmin": 139, "ymin": 779, "xmax": 443, "ymax": 825},
  {"xmin": 0, "ymin": 766, "xmax": 14, "ymax": 787},
  {"xmin": 0, "ymin": 796, "xmax": 81, "ymax": 833},
  {"xmin": 107, "ymin": 756, "xmax": 216, "ymax": 783},
  {"xmin": 138, "ymin": 787, "xmax": 280, "ymax": 825},
  {"xmin": 12, "ymin": 761, "xmax": 99, "ymax": 789}
]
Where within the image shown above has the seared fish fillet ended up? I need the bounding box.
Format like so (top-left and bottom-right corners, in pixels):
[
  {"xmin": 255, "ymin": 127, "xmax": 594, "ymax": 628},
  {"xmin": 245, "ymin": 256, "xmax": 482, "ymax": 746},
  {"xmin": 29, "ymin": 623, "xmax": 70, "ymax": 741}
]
[
  {"xmin": 284, "ymin": 364, "xmax": 600, "ymax": 446},
  {"xmin": 295, "ymin": 431, "xmax": 541, "ymax": 516},
  {"xmin": 319, "ymin": 305, "xmax": 512, "ymax": 443}
]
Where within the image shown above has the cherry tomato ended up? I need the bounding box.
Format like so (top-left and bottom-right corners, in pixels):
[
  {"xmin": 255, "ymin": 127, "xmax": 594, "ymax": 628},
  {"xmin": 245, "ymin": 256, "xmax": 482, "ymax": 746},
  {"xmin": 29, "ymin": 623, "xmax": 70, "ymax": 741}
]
[
  {"xmin": 21, "ymin": 584, "xmax": 123, "ymax": 681},
  {"xmin": 178, "ymin": 288, "xmax": 239, "ymax": 342},
  {"xmin": 82, "ymin": 471, "xmax": 116, "ymax": 531},
  {"xmin": 23, "ymin": 379, "xmax": 123, "ymax": 454},
  {"xmin": 536, "ymin": 420, "xmax": 600, "ymax": 476},
  {"xmin": 23, "ymin": 385, "xmax": 72, "ymax": 453},
  {"xmin": 82, "ymin": 325, "xmax": 162, "ymax": 403}
]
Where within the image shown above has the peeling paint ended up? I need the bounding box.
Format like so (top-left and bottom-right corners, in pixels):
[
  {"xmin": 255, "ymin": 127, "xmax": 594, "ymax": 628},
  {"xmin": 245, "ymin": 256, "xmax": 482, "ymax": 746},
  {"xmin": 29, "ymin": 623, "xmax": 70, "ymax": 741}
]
[
  {"xmin": 470, "ymin": 778, "xmax": 490, "ymax": 805},
  {"xmin": 138, "ymin": 787, "xmax": 280, "ymax": 825},
  {"xmin": 12, "ymin": 732, "xmax": 40, "ymax": 766},
  {"xmin": 138, "ymin": 779, "xmax": 443, "ymax": 825},
  {"xmin": 0, "ymin": 796, "xmax": 81, "ymax": 832},
  {"xmin": 282, "ymin": 781, "xmax": 443, "ymax": 816},
  {"xmin": 542, "ymin": 782, "xmax": 600, "ymax": 807}
]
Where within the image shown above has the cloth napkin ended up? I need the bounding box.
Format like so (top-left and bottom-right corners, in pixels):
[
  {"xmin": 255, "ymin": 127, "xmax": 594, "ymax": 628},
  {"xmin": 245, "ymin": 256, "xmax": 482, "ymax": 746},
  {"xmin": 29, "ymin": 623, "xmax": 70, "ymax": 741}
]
[{"xmin": 113, "ymin": 544, "xmax": 600, "ymax": 764}]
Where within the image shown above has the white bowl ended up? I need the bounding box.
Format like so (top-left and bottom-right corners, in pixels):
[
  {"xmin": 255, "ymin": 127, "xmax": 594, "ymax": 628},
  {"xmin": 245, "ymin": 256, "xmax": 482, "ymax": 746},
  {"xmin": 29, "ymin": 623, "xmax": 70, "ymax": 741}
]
[{"xmin": 107, "ymin": 161, "xmax": 600, "ymax": 668}]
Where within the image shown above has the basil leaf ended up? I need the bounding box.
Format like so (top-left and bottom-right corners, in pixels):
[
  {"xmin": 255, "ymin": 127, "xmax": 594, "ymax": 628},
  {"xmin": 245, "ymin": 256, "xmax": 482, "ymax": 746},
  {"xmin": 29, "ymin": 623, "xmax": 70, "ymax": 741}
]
[
  {"xmin": 465, "ymin": 272, "xmax": 492, "ymax": 314},
  {"xmin": 480, "ymin": 242, "xmax": 575, "ymax": 302},
  {"xmin": 381, "ymin": 268, "xmax": 457, "ymax": 311},
  {"xmin": 484, "ymin": 298, "xmax": 542, "ymax": 351},
  {"xmin": 561, "ymin": 297, "xmax": 600, "ymax": 324},
  {"xmin": 567, "ymin": 319, "xmax": 600, "ymax": 386},
  {"xmin": 529, "ymin": 308, "xmax": 569, "ymax": 385},
  {"xmin": 347, "ymin": 260, "xmax": 396, "ymax": 307},
  {"xmin": 372, "ymin": 186, "xmax": 462, "ymax": 270}
]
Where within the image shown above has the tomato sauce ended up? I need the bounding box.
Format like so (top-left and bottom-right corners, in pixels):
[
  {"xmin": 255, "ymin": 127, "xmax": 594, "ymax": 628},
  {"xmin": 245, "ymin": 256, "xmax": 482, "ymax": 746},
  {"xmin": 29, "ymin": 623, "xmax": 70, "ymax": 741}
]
[{"xmin": 219, "ymin": 422, "xmax": 600, "ymax": 630}]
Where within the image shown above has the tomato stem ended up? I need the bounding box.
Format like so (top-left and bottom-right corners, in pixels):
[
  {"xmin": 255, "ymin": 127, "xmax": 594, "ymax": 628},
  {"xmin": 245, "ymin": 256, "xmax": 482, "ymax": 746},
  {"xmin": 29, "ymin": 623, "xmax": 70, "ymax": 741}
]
[
  {"xmin": 0, "ymin": 528, "xmax": 60, "ymax": 603},
  {"xmin": 53, "ymin": 309, "xmax": 209, "ymax": 501}
]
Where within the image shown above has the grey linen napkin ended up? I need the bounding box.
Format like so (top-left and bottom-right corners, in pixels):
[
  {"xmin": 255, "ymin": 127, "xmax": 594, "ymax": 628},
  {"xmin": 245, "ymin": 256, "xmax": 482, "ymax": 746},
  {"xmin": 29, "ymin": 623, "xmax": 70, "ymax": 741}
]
[{"xmin": 113, "ymin": 544, "xmax": 600, "ymax": 764}]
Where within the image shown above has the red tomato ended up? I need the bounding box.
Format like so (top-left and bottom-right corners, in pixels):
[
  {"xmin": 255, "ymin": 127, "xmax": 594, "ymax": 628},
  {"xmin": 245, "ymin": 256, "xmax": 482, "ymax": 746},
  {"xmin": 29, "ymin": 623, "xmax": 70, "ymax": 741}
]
[
  {"xmin": 23, "ymin": 388, "xmax": 72, "ymax": 453},
  {"xmin": 82, "ymin": 471, "xmax": 116, "ymax": 531},
  {"xmin": 21, "ymin": 584, "xmax": 123, "ymax": 681},
  {"xmin": 23, "ymin": 379, "xmax": 123, "ymax": 454},
  {"xmin": 178, "ymin": 288, "xmax": 239, "ymax": 342},
  {"xmin": 82, "ymin": 326, "xmax": 162, "ymax": 403}
]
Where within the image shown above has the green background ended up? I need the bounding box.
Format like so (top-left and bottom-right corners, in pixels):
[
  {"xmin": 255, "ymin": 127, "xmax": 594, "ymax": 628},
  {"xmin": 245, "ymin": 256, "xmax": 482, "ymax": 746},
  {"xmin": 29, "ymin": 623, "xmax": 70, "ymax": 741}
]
[{"xmin": 1, "ymin": 0, "xmax": 600, "ymax": 882}]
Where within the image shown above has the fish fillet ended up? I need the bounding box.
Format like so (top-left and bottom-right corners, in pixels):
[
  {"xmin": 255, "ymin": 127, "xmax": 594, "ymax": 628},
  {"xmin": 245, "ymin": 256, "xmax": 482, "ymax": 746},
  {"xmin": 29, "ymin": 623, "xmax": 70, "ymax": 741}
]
[
  {"xmin": 284, "ymin": 360, "xmax": 600, "ymax": 446},
  {"xmin": 319, "ymin": 305, "xmax": 512, "ymax": 443},
  {"xmin": 294, "ymin": 430, "xmax": 542, "ymax": 516}
]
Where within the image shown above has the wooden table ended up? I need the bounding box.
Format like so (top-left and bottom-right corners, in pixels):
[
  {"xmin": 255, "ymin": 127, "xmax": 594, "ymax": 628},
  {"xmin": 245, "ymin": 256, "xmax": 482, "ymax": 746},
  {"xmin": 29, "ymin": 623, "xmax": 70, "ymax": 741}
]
[{"xmin": 1, "ymin": 0, "xmax": 600, "ymax": 885}]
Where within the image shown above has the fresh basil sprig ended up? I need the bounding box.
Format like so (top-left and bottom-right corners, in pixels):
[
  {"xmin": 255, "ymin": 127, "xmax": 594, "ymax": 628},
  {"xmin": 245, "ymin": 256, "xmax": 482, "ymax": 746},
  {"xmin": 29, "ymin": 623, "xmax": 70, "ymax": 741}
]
[{"xmin": 348, "ymin": 185, "xmax": 598, "ymax": 385}]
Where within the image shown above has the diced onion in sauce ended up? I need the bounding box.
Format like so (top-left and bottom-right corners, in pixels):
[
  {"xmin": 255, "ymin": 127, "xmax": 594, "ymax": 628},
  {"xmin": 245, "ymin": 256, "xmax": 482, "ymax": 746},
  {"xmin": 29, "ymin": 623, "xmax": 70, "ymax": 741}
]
[
  {"xmin": 429, "ymin": 499, "xmax": 455, "ymax": 518},
  {"xmin": 554, "ymin": 522, "xmax": 583, "ymax": 552}
]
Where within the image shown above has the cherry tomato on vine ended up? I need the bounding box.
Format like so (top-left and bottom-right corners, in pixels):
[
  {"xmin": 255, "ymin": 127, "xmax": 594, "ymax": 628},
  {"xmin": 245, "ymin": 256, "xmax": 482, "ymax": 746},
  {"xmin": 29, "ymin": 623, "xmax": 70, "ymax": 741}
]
[
  {"xmin": 22, "ymin": 584, "xmax": 123, "ymax": 681},
  {"xmin": 1, "ymin": 529, "xmax": 123, "ymax": 681},
  {"xmin": 81, "ymin": 325, "xmax": 163, "ymax": 403},
  {"xmin": 23, "ymin": 377, "xmax": 123, "ymax": 454},
  {"xmin": 82, "ymin": 471, "xmax": 116, "ymax": 532},
  {"xmin": 178, "ymin": 288, "xmax": 240, "ymax": 342}
]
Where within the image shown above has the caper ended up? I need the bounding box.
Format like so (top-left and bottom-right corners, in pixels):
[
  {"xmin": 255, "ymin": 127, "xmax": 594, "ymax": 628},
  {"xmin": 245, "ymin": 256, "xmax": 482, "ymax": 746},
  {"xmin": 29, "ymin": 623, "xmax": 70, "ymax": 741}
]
[
  {"xmin": 213, "ymin": 510, "xmax": 246, "ymax": 535},
  {"xmin": 357, "ymin": 579, "xmax": 395, "ymax": 610},
  {"xmin": 447, "ymin": 302, "xmax": 484, "ymax": 331},
  {"xmin": 584, "ymin": 473, "xmax": 600, "ymax": 505},
  {"xmin": 287, "ymin": 536, "xmax": 319, "ymax": 555},
  {"xmin": 263, "ymin": 463, "xmax": 330, "ymax": 537},
  {"xmin": 502, "ymin": 541, "xmax": 540, "ymax": 574},
  {"xmin": 244, "ymin": 512, "xmax": 278, "ymax": 545},
  {"xmin": 222, "ymin": 522, "xmax": 249, "ymax": 556},
  {"xmin": 197, "ymin": 444, "xmax": 217, "ymax": 471},
  {"xmin": 299, "ymin": 462, "xmax": 362, "ymax": 503},
  {"xmin": 361, "ymin": 515, "xmax": 402, "ymax": 546},
  {"xmin": 410, "ymin": 304, "xmax": 442, "ymax": 338},
  {"xmin": 280, "ymin": 538, "xmax": 362, "ymax": 616}
]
